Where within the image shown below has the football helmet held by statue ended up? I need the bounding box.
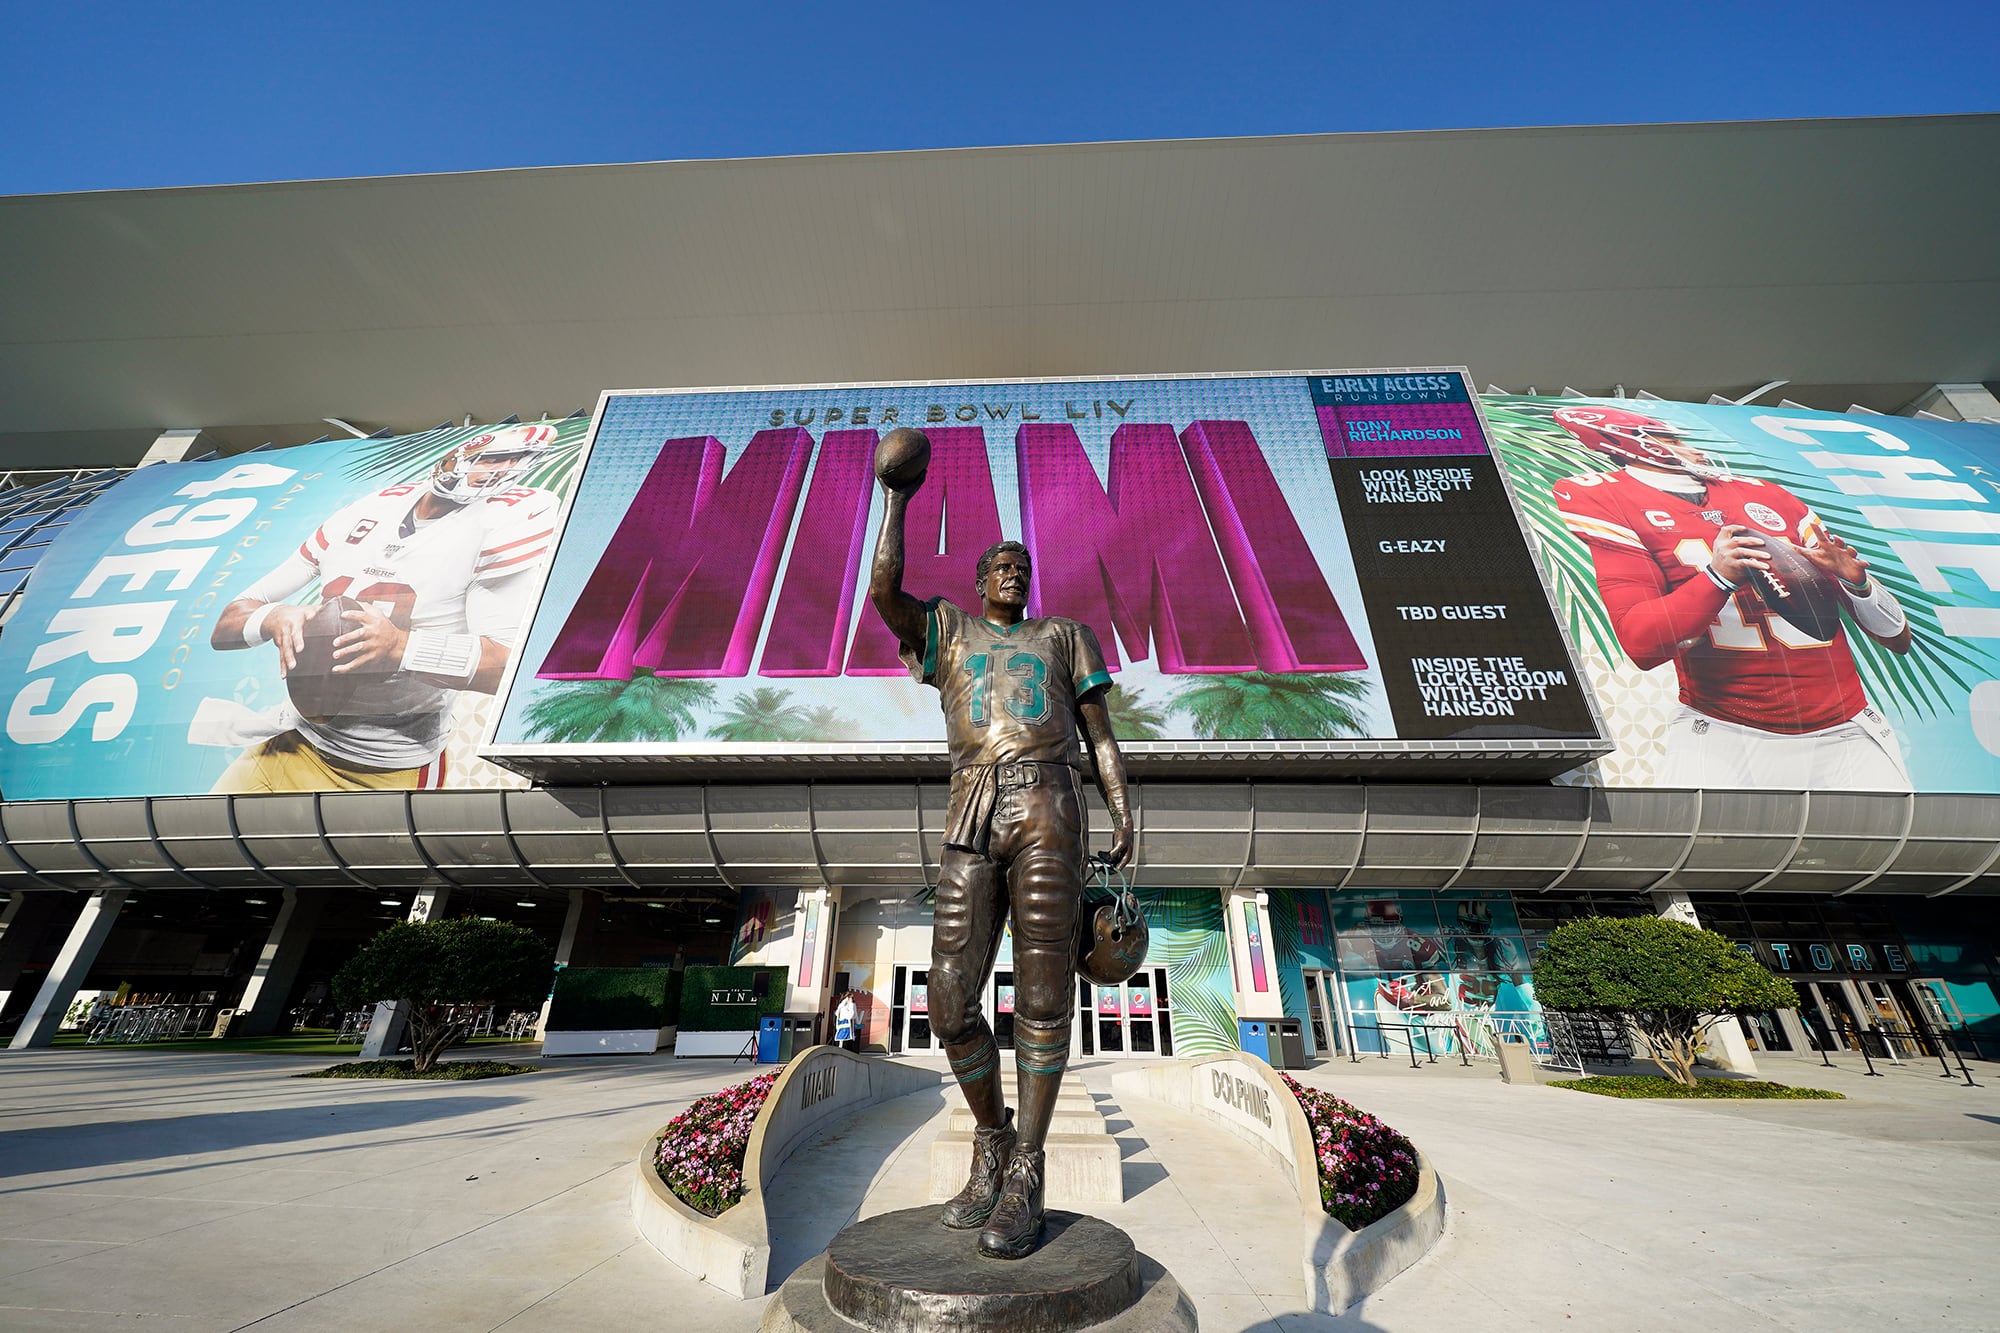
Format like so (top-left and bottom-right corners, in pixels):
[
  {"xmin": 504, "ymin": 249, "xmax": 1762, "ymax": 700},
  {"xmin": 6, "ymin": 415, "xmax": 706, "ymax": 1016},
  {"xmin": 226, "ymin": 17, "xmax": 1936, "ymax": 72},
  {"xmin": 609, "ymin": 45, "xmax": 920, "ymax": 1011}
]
[{"xmin": 1078, "ymin": 858, "xmax": 1148, "ymax": 988}]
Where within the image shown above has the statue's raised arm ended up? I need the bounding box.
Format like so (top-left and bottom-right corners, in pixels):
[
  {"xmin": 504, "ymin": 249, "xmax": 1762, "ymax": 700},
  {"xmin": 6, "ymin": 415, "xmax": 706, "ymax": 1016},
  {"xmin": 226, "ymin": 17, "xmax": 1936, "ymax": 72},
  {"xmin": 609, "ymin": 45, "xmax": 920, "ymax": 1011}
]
[{"xmin": 868, "ymin": 427, "xmax": 933, "ymax": 656}]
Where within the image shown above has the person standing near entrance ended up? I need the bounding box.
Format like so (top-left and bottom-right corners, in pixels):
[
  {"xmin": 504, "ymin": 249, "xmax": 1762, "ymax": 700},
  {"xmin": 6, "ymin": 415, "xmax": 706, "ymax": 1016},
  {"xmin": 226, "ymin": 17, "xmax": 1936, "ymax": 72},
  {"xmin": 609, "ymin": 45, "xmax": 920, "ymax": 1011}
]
[
  {"xmin": 868, "ymin": 427, "xmax": 1134, "ymax": 1260},
  {"xmin": 833, "ymin": 990, "xmax": 859, "ymax": 1052}
]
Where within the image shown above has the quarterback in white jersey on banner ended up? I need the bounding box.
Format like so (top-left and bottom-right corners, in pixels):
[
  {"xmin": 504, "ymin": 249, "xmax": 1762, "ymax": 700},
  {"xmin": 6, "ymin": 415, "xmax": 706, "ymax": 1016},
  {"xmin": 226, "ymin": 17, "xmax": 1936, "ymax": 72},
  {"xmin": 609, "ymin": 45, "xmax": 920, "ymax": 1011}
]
[{"xmin": 203, "ymin": 424, "xmax": 561, "ymax": 792}]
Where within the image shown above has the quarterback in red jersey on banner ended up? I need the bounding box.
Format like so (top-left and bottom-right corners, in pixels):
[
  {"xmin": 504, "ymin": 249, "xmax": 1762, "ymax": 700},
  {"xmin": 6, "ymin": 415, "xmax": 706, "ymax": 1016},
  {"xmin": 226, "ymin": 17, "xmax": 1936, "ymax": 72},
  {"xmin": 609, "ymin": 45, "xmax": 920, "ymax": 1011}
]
[{"xmin": 1551, "ymin": 405, "xmax": 1915, "ymax": 791}]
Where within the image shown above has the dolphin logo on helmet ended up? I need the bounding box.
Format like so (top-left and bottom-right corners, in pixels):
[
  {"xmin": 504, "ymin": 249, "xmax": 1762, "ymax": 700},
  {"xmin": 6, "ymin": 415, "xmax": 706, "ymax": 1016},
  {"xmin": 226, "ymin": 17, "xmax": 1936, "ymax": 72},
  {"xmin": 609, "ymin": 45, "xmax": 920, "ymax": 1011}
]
[
  {"xmin": 430, "ymin": 422, "xmax": 559, "ymax": 504},
  {"xmin": 1076, "ymin": 855, "xmax": 1149, "ymax": 987}
]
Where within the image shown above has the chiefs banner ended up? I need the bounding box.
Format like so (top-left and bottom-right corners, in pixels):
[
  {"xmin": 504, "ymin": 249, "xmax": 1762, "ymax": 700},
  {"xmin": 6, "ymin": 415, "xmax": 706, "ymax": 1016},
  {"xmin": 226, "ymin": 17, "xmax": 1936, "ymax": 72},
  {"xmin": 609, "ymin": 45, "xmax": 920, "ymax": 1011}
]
[
  {"xmin": 0, "ymin": 419, "xmax": 588, "ymax": 798},
  {"xmin": 1486, "ymin": 397, "xmax": 2000, "ymax": 793}
]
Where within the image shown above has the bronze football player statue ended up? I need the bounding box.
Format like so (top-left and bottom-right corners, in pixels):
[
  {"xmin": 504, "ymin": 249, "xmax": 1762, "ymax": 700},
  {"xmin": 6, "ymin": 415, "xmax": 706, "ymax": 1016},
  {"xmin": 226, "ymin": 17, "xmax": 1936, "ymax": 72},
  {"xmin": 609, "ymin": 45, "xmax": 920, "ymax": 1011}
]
[{"xmin": 868, "ymin": 427, "xmax": 1134, "ymax": 1260}]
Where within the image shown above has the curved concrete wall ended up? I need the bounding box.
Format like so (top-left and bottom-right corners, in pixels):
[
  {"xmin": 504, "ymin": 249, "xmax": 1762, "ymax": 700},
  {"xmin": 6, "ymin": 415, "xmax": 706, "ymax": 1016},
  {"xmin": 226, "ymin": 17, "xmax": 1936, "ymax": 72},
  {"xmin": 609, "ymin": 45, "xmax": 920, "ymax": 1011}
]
[
  {"xmin": 1113, "ymin": 1053, "xmax": 1445, "ymax": 1314},
  {"xmin": 631, "ymin": 1046, "xmax": 940, "ymax": 1299}
]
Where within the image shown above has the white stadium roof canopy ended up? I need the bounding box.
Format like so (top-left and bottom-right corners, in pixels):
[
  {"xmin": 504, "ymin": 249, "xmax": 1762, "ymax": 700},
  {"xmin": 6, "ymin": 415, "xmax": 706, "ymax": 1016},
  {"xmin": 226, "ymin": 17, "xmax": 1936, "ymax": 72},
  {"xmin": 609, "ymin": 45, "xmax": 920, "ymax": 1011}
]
[{"xmin": 1, "ymin": 114, "xmax": 1995, "ymax": 469}]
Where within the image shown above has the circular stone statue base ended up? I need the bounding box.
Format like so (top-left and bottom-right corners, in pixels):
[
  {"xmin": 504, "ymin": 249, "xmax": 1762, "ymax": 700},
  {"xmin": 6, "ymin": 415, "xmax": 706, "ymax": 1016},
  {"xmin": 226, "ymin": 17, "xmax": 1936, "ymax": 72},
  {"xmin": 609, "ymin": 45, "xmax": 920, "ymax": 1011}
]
[{"xmin": 761, "ymin": 1207, "xmax": 1196, "ymax": 1333}]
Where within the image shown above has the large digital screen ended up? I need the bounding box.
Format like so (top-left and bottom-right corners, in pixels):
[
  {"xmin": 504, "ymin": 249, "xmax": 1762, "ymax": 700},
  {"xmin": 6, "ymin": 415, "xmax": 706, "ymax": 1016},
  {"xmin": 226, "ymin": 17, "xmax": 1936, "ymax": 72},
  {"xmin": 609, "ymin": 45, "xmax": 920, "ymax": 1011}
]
[
  {"xmin": 0, "ymin": 419, "xmax": 589, "ymax": 798},
  {"xmin": 487, "ymin": 371, "xmax": 1602, "ymax": 765},
  {"xmin": 1486, "ymin": 396, "xmax": 2000, "ymax": 792}
]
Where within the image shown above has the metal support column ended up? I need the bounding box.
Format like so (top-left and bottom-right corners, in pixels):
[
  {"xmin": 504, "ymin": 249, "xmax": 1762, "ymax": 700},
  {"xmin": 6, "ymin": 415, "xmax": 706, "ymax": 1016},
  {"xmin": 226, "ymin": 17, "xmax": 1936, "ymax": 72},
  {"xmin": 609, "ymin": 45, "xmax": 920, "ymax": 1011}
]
[
  {"xmin": 9, "ymin": 891, "xmax": 130, "ymax": 1049},
  {"xmin": 235, "ymin": 888, "xmax": 328, "ymax": 1036},
  {"xmin": 534, "ymin": 889, "xmax": 595, "ymax": 1039}
]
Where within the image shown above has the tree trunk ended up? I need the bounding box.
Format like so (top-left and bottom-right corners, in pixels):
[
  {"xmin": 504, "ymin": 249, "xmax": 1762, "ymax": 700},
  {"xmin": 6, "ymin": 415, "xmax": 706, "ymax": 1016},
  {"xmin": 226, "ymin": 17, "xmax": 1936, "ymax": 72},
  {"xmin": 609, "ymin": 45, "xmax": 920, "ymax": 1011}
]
[
  {"xmin": 1635, "ymin": 1010, "xmax": 1702, "ymax": 1086},
  {"xmin": 406, "ymin": 1005, "xmax": 466, "ymax": 1074}
]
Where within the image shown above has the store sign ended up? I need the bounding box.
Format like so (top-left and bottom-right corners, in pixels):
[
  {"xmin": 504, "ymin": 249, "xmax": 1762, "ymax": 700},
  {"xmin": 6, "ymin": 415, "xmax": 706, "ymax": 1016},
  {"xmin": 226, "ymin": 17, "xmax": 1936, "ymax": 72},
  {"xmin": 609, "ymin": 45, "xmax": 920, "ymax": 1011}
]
[
  {"xmin": 1487, "ymin": 397, "xmax": 2000, "ymax": 793},
  {"xmin": 0, "ymin": 421, "xmax": 589, "ymax": 798},
  {"xmin": 488, "ymin": 372, "xmax": 1600, "ymax": 759},
  {"xmin": 1737, "ymin": 941, "xmax": 1910, "ymax": 974}
]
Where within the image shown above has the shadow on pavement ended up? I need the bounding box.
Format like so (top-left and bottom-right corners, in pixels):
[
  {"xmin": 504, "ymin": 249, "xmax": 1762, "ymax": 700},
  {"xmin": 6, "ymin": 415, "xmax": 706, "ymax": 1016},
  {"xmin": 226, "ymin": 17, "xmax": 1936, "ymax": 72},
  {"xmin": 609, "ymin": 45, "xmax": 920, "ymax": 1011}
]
[
  {"xmin": 0, "ymin": 1093, "xmax": 526, "ymax": 1184},
  {"xmin": 762, "ymin": 1085, "xmax": 949, "ymax": 1290}
]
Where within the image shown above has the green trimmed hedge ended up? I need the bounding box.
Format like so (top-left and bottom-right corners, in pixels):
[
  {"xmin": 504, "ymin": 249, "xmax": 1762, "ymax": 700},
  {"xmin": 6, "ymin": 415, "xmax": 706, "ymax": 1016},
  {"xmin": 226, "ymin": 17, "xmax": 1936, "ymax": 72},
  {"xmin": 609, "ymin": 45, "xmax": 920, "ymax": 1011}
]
[
  {"xmin": 678, "ymin": 965, "xmax": 788, "ymax": 1032},
  {"xmin": 545, "ymin": 967, "xmax": 680, "ymax": 1031}
]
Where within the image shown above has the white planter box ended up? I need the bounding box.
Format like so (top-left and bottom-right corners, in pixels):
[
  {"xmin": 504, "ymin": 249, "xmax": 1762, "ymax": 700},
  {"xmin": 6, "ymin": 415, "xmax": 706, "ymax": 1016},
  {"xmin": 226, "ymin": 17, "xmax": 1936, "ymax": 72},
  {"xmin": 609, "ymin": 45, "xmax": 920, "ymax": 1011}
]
[
  {"xmin": 674, "ymin": 1029, "xmax": 760, "ymax": 1058},
  {"xmin": 542, "ymin": 1028, "xmax": 668, "ymax": 1056}
]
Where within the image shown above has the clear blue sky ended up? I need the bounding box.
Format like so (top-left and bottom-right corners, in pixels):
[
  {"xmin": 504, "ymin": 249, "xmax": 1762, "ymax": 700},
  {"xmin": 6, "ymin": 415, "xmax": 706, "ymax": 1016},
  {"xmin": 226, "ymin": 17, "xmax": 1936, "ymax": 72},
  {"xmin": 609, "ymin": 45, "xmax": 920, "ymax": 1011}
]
[{"xmin": 3, "ymin": 1, "xmax": 1994, "ymax": 195}]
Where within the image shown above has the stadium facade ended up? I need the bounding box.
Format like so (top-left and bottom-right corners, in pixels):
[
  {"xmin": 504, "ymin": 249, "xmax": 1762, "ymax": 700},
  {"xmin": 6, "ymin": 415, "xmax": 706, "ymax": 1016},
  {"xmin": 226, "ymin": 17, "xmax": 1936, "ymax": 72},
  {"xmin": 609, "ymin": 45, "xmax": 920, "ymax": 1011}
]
[{"xmin": 0, "ymin": 114, "xmax": 1995, "ymax": 1070}]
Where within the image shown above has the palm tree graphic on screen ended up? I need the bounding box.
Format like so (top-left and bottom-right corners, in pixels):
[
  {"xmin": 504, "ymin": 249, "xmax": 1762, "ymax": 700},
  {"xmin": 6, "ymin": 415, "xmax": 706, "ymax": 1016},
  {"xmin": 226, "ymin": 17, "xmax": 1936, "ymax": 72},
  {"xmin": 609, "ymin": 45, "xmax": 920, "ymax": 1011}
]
[
  {"xmin": 706, "ymin": 687, "xmax": 811, "ymax": 742},
  {"xmin": 521, "ymin": 680, "xmax": 866, "ymax": 745},
  {"xmin": 521, "ymin": 672, "xmax": 716, "ymax": 743},
  {"xmin": 705, "ymin": 688, "xmax": 863, "ymax": 742},
  {"xmin": 1103, "ymin": 685, "xmax": 1169, "ymax": 740},
  {"xmin": 1167, "ymin": 672, "xmax": 1372, "ymax": 740}
]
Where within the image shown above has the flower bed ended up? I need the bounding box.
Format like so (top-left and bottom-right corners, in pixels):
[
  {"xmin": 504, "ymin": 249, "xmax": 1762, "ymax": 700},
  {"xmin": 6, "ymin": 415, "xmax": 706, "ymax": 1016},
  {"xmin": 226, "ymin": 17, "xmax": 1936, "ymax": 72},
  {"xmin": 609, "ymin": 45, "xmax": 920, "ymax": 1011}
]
[
  {"xmin": 296, "ymin": 1059, "xmax": 537, "ymax": 1081},
  {"xmin": 1548, "ymin": 1075, "xmax": 1843, "ymax": 1100},
  {"xmin": 653, "ymin": 1071, "xmax": 779, "ymax": 1215},
  {"xmin": 1282, "ymin": 1074, "xmax": 1421, "ymax": 1230}
]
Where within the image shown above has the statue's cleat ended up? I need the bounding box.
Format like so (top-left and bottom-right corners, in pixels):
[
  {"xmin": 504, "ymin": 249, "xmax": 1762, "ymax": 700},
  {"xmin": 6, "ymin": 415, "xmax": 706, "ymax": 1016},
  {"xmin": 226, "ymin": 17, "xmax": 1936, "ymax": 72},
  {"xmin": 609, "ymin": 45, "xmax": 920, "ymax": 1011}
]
[
  {"xmin": 940, "ymin": 1109, "xmax": 1016, "ymax": 1230},
  {"xmin": 977, "ymin": 1147, "xmax": 1045, "ymax": 1259}
]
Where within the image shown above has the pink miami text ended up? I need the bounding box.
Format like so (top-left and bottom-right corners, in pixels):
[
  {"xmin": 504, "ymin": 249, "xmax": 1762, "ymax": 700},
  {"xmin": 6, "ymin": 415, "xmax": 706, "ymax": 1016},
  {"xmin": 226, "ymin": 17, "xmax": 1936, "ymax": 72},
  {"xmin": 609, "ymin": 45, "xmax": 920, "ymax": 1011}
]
[{"xmin": 537, "ymin": 422, "xmax": 1367, "ymax": 680}]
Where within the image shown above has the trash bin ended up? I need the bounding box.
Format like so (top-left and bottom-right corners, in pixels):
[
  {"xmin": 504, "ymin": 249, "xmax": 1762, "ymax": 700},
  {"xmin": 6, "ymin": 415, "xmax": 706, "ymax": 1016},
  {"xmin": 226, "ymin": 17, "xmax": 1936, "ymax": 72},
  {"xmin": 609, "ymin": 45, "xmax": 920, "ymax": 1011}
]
[
  {"xmin": 756, "ymin": 1016, "xmax": 783, "ymax": 1063},
  {"xmin": 1496, "ymin": 1033, "xmax": 1539, "ymax": 1085},
  {"xmin": 209, "ymin": 1008, "xmax": 242, "ymax": 1039},
  {"xmin": 1277, "ymin": 1018, "xmax": 1306, "ymax": 1070},
  {"xmin": 787, "ymin": 1016, "xmax": 818, "ymax": 1057},
  {"xmin": 1237, "ymin": 1019, "xmax": 1273, "ymax": 1064}
]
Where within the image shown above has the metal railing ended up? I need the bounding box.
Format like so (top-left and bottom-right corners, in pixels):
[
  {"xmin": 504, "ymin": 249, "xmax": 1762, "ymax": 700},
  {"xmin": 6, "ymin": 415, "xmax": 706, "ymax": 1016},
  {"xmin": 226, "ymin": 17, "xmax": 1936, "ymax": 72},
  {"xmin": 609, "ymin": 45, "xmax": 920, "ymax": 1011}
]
[
  {"xmin": 83, "ymin": 1003, "xmax": 212, "ymax": 1044},
  {"xmin": 1343, "ymin": 1009, "xmax": 1577, "ymax": 1069},
  {"xmin": 1810, "ymin": 1015, "xmax": 1982, "ymax": 1087}
]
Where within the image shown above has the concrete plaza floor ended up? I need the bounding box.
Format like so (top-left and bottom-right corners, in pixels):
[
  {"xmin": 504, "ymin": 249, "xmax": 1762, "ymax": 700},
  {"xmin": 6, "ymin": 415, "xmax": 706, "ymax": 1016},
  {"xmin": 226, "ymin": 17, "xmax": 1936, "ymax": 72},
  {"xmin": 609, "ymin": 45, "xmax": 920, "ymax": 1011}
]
[{"xmin": 0, "ymin": 1042, "xmax": 1993, "ymax": 1331}]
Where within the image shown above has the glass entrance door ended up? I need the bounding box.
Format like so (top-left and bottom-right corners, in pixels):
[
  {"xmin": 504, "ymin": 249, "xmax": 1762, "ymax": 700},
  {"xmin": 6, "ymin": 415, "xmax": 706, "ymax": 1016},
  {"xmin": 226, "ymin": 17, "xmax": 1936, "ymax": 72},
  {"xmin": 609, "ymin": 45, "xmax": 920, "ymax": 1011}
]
[
  {"xmin": 989, "ymin": 969, "xmax": 1016, "ymax": 1050},
  {"xmin": 1304, "ymin": 968, "xmax": 1341, "ymax": 1059},
  {"xmin": 893, "ymin": 965, "xmax": 933, "ymax": 1053},
  {"xmin": 1807, "ymin": 981, "xmax": 1862, "ymax": 1050},
  {"xmin": 1076, "ymin": 968, "xmax": 1172, "ymax": 1057},
  {"xmin": 1858, "ymin": 980, "xmax": 1924, "ymax": 1059},
  {"xmin": 1909, "ymin": 978, "xmax": 1964, "ymax": 1034}
]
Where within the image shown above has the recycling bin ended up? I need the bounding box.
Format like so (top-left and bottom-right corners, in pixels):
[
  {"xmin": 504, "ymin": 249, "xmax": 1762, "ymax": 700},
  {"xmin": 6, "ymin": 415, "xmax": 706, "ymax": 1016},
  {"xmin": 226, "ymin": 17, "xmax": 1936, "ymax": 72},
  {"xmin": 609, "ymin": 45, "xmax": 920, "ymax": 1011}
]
[
  {"xmin": 785, "ymin": 1016, "xmax": 818, "ymax": 1058},
  {"xmin": 1276, "ymin": 1018, "xmax": 1306, "ymax": 1070},
  {"xmin": 1237, "ymin": 1018, "xmax": 1274, "ymax": 1064},
  {"xmin": 756, "ymin": 1016, "xmax": 783, "ymax": 1063}
]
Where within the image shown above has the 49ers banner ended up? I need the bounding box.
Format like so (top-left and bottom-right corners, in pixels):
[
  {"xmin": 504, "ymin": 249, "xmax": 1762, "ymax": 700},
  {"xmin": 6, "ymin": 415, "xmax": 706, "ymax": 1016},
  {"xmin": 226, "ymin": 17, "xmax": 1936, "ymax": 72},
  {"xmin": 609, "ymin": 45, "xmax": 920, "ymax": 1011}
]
[
  {"xmin": 1485, "ymin": 397, "xmax": 2000, "ymax": 793},
  {"xmin": 487, "ymin": 371, "xmax": 1602, "ymax": 767},
  {"xmin": 0, "ymin": 419, "xmax": 588, "ymax": 798}
]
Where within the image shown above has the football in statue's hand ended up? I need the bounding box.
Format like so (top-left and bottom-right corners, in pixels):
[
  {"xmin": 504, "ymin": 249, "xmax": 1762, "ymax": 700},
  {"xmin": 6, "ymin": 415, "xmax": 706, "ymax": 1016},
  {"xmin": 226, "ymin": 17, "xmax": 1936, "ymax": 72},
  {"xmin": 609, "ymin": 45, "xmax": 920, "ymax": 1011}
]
[
  {"xmin": 873, "ymin": 427, "xmax": 931, "ymax": 492},
  {"xmin": 1746, "ymin": 538, "xmax": 1844, "ymax": 643}
]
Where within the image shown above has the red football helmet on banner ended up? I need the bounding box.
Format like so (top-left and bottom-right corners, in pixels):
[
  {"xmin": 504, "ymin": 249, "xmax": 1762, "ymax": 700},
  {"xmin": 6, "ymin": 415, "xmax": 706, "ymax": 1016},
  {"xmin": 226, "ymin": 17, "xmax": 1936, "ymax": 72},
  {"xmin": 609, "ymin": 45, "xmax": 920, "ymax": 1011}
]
[{"xmin": 1552, "ymin": 405, "xmax": 1728, "ymax": 481}]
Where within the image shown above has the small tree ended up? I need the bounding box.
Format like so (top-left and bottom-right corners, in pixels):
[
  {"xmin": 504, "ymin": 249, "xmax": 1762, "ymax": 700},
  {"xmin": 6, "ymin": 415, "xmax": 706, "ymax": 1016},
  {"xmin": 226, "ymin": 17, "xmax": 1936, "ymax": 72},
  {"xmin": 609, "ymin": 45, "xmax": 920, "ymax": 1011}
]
[
  {"xmin": 333, "ymin": 917, "xmax": 554, "ymax": 1072},
  {"xmin": 1534, "ymin": 915, "xmax": 1796, "ymax": 1087}
]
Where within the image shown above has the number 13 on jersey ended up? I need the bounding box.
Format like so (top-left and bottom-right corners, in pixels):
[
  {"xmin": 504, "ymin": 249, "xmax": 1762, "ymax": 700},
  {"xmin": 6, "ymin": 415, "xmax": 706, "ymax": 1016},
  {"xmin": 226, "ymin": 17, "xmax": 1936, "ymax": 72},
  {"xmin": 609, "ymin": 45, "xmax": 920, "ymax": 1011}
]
[{"xmin": 962, "ymin": 651, "xmax": 1051, "ymax": 725}]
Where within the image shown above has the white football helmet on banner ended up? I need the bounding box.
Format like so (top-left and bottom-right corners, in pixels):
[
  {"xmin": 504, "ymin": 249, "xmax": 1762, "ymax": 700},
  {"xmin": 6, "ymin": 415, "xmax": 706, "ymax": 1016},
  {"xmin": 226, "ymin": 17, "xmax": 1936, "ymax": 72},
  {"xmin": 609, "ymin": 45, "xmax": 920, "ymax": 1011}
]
[{"xmin": 430, "ymin": 423, "xmax": 558, "ymax": 503}]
